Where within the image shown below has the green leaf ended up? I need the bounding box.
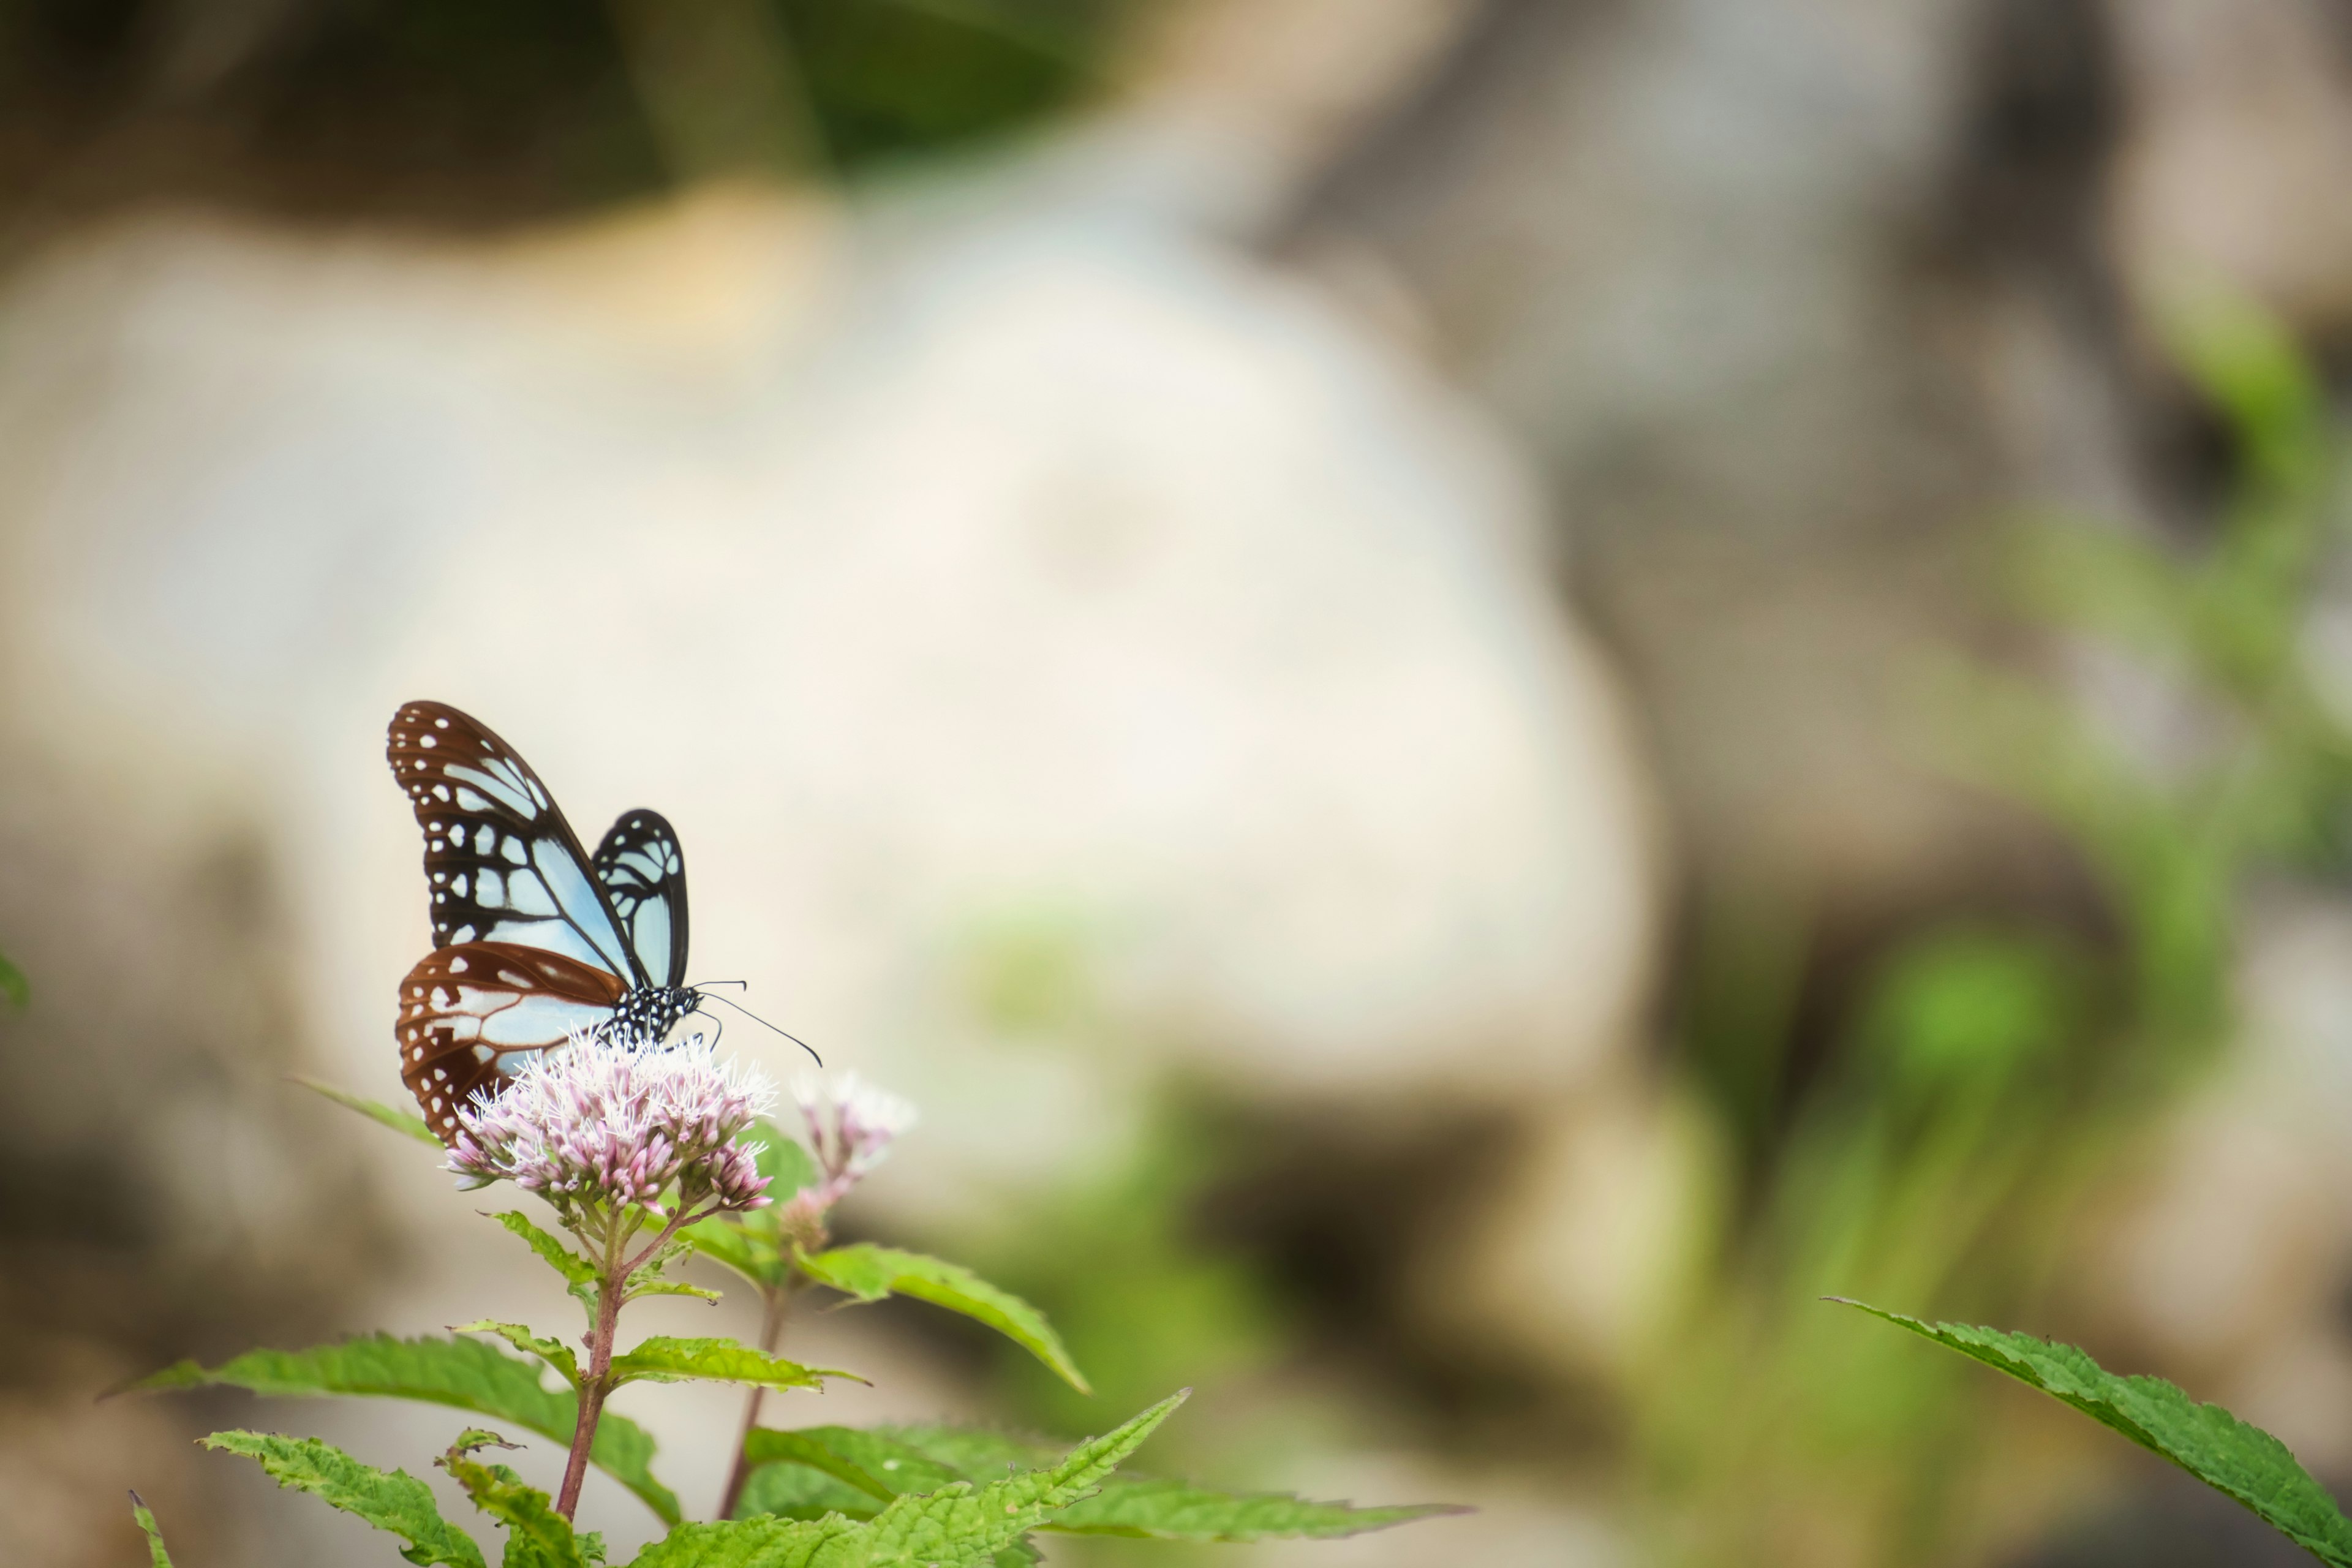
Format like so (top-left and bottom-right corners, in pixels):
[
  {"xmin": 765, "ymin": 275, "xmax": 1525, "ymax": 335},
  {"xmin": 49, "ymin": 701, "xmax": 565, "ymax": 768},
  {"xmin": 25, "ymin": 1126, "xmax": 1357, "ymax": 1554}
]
[
  {"xmin": 1840, "ymin": 1301, "xmax": 2352, "ymax": 1566},
  {"xmin": 0, "ymin": 948, "xmax": 26, "ymax": 1009},
  {"xmin": 129, "ymin": 1491, "xmax": 173, "ymax": 1567},
  {"xmin": 856, "ymin": 1390, "xmax": 1187, "ymax": 1564},
  {"xmin": 740, "ymin": 1428, "xmax": 948, "ymax": 1506},
  {"xmin": 440, "ymin": 1432, "xmax": 595, "ymax": 1568},
  {"xmin": 681, "ymin": 1218, "xmax": 783, "ymax": 1289},
  {"xmin": 455, "ymin": 1322, "xmax": 580, "ymax": 1389},
  {"xmin": 1050, "ymin": 1478, "xmax": 1462, "ymax": 1541},
  {"xmin": 627, "ymin": 1515, "xmax": 863, "ymax": 1568},
  {"xmin": 630, "ymin": 1278, "xmax": 723, "ymax": 1304},
  {"xmin": 674, "ymin": 1393, "xmax": 1189, "ymax": 1568},
  {"xmin": 293, "ymin": 1077, "xmax": 440, "ymax": 1146},
  {"xmin": 731, "ymin": 1460, "xmax": 884, "ymax": 1524},
  {"xmin": 496, "ymin": 1213, "xmax": 601, "ymax": 1313},
  {"xmin": 606, "ymin": 1336, "xmax": 854, "ymax": 1393},
  {"xmin": 753, "ymin": 1123, "xmax": 821, "ymax": 1197},
  {"xmin": 129, "ymin": 1335, "xmax": 679, "ymax": 1525},
  {"xmin": 737, "ymin": 1422, "xmax": 1459, "ymax": 1541},
  {"xmin": 201, "ymin": 1430, "xmax": 486, "ymax": 1568},
  {"xmin": 796, "ymin": 1245, "xmax": 1088, "ymax": 1394}
]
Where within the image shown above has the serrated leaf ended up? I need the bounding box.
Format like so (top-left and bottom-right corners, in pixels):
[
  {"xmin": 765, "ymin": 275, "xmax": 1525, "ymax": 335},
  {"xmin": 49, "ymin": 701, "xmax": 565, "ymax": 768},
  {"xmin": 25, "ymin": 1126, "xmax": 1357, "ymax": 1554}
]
[
  {"xmin": 607, "ymin": 1336, "xmax": 853, "ymax": 1392},
  {"xmin": 0, "ymin": 949, "xmax": 26, "ymax": 1009},
  {"xmin": 1840, "ymin": 1301, "xmax": 2352, "ymax": 1566},
  {"xmin": 695, "ymin": 1394, "xmax": 1188, "ymax": 1567},
  {"xmin": 455, "ymin": 1322, "xmax": 580, "ymax": 1389},
  {"xmin": 856, "ymin": 1391, "xmax": 1186, "ymax": 1566},
  {"xmin": 202, "ymin": 1430, "xmax": 486, "ymax": 1568},
  {"xmin": 1049, "ymin": 1478, "xmax": 1462, "ymax": 1540},
  {"xmin": 796, "ymin": 1245, "xmax": 1088, "ymax": 1394},
  {"xmin": 627, "ymin": 1514, "xmax": 864, "ymax": 1568},
  {"xmin": 738, "ymin": 1422, "xmax": 1458, "ymax": 1542},
  {"xmin": 129, "ymin": 1335, "xmax": 678, "ymax": 1524},
  {"xmin": 129, "ymin": 1491, "xmax": 173, "ymax": 1567},
  {"xmin": 293, "ymin": 1077, "xmax": 442, "ymax": 1146},
  {"xmin": 440, "ymin": 1433, "xmax": 592, "ymax": 1568},
  {"xmin": 496, "ymin": 1213, "xmax": 601, "ymax": 1310}
]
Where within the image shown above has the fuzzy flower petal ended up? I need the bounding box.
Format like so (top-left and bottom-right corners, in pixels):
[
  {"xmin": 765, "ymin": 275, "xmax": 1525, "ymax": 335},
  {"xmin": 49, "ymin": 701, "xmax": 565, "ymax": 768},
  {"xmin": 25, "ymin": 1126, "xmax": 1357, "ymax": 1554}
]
[{"xmin": 448, "ymin": 1032, "xmax": 777, "ymax": 1219}]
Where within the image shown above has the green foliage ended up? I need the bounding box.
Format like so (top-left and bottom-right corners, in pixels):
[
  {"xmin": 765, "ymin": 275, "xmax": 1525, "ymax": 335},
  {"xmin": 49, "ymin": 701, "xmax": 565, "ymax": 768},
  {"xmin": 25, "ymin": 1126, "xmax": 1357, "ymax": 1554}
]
[
  {"xmin": 297, "ymin": 1078, "xmax": 442, "ymax": 1147},
  {"xmin": 202, "ymin": 1431, "xmax": 487, "ymax": 1568},
  {"xmin": 1651, "ymin": 284, "xmax": 2352, "ymax": 1567},
  {"xmin": 440, "ymin": 1431, "xmax": 601, "ymax": 1568},
  {"xmin": 0, "ymin": 947, "xmax": 26, "ymax": 1008},
  {"xmin": 132, "ymin": 1336, "xmax": 679, "ymax": 1524},
  {"xmin": 1842, "ymin": 1302, "xmax": 2352, "ymax": 1565},
  {"xmin": 736, "ymin": 1421, "xmax": 1461, "ymax": 1541},
  {"xmin": 685, "ymin": 1121, "xmax": 819, "ymax": 1289},
  {"xmin": 129, "ymin": 1492, "xmax": 173, "ymax": 1567},
  {"xmin": 457, "ymin": 1321, "xmax": 582, "ymax": 1388},
  {"xmin": 798, "ymin": 1244, "xmax": 1089, "ymax": 1393},
  {"xmin": 652, "ymin": 1393, "xmax": 1186, "ymax": 1568},
  {"xmin": 498, "ymin": 1212, "xmax": 603, "ymax": 1315},
  {"xmin": 607, "ymin": 1336, "xmax": 851, "ymax": 1392}
]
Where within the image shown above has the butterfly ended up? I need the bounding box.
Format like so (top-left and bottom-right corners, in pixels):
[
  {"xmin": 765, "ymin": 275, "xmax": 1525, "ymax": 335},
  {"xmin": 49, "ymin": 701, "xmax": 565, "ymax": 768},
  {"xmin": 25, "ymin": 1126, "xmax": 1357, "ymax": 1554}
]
[{"xmin": 387, "ymin": 701, "xmax": 703, "ymax": 1140}]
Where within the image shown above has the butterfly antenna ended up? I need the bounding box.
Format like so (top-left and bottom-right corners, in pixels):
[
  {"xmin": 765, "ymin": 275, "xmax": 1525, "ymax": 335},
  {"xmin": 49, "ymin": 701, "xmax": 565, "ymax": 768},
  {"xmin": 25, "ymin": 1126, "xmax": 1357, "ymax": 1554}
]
[
  {"xmin": 696, "ymin": 979, "xmax": 749, "ymax": 990},
  {"xmin": 700, "ymin": 991, "xmax": 822, "ymax": 1066}
]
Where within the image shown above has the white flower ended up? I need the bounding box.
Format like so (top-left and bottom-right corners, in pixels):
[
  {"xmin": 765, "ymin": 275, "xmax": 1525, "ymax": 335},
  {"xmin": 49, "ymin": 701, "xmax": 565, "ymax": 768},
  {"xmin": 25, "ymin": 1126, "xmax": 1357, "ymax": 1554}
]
[{"xmin": 448, "ymin": 1032, "xmax": 776, "ymax": 1219}]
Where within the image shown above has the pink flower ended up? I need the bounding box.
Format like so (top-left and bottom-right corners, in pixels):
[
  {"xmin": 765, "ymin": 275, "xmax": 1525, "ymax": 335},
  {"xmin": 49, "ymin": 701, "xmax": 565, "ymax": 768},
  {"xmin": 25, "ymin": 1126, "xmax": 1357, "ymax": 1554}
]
[
  {"xmin": 448, "ymin": 1033, "xmax": 776, "ymax": 1220},
  {"xmin": 775, "ymin": 1071, "xmax": 917, "ymax": 1239}
]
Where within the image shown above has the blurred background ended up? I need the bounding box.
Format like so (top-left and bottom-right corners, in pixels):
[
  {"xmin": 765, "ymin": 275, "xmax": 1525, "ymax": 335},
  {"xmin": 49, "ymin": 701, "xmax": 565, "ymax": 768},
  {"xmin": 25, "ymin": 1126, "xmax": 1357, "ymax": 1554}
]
[{"xmin": 11, "ymin": 1, "xmax": 2352, "ymax": 1564}]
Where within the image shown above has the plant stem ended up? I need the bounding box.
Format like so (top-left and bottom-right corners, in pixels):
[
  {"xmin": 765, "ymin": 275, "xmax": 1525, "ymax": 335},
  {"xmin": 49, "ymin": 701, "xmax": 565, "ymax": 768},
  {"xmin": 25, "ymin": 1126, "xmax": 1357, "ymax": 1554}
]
[
  {"xmin": 557, "ymin": 1212, "xmax": 630, "ymax": 1521},
  {"xmin": 717, "ymin": 1280, "xmax": 795, "ymax": 1520},
  {"xmin": 554, "ymin": 1202, "xmax": 713, "ymax": 1521}
]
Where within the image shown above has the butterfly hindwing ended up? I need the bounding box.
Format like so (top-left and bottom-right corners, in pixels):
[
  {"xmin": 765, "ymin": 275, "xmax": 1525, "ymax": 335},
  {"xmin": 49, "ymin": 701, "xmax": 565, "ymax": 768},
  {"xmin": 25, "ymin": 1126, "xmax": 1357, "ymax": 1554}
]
[
  {"xmin": 387, "ymin": 701, "xmax": 645, "ymax": 986},
  {"xmin": 592, "ymin": 809, "xmax": 690, "ymax": 991},
  {"xmin": 396, "ymin": 941, "xmax": 628, "ymax": 1139}
]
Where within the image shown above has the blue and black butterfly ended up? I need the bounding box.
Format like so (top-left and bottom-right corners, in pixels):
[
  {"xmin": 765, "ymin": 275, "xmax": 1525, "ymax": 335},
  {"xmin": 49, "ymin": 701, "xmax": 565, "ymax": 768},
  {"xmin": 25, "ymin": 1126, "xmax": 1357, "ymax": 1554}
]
[{"xmin": 388, "ymin": 701, "xmax": 701, "ymax": 1140}]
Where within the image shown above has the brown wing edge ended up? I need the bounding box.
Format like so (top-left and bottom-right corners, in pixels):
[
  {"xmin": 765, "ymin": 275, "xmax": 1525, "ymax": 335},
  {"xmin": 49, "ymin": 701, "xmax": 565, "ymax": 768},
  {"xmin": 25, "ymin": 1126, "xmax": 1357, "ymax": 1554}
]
[{"xmin": 396, "ymin": 940, "xmax": 627, "ymax": 1142}]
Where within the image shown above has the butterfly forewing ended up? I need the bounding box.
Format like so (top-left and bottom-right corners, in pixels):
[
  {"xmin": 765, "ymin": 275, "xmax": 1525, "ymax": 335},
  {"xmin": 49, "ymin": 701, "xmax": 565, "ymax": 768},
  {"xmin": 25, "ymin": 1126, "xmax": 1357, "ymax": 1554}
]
[
  {"xmin": 593, "ymin": 809, "xmax": 690, "ymax": 990},
  {"xmin": 387, "ymin": 701, "xmax": 645, "ymax": 986},
  {"xmin": 397, "ymin": 942, "xmax": 628, "ymax": 1139}
]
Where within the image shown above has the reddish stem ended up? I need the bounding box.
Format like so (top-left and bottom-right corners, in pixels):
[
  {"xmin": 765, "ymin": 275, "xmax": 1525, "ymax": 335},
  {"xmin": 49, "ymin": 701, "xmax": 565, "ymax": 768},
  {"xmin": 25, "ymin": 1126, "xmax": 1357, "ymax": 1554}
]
[
  {"xmin": 717, "ymin": 1281, "xmax": 794, "ymax": 1520},
  {"xmin": 556, "ymin": 1250, "xmax": 625, "ymax": 1520}
]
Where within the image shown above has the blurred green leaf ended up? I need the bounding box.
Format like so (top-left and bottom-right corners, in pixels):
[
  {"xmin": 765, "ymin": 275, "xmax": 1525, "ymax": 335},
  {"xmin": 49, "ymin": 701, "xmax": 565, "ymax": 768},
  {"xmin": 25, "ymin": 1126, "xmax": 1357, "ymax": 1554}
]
[
  {"xmin": 736, "ymin": 1419, "xmax": 1461, "ymax": 1540},
  {"xmin": 201, "ymin": 1430, "xmax": 486, "ymax": 1568},
  {"xmin": 129, "ymin": 1492, "xmax": 173, "ymax": 1567},
  {"xmin": 439, "ymin": 1433, "xmax": 594, "ymax": 1568},
  {"xmin": 682, "ymin": 1215, "xmax": 783, "ymax": 1287},
  {"xmin": 607, "ymin": 1335, "xmax": 854, "ymax": 1392},
  {"xmin": 1841, "ymin": 1301, "xmax": 2352, "ymax": 1565},
  {"xmin": 0, "ymin": 949, "xmax": 25, "ymax": 1009},
  {"xmin": 754, "ymin": 1123, "xmax": 821, "ymax": 1197},
  {"xmin": 293, "ymin": 1078, "xmax": 441, "ymax": 1147},
  {"xmin": 1856, "ymin": 929, "xmax": 2078, "ymax": 1094},
  {"xmin": 799, "ymin": 1243, "xmax": 1088, "ymax": 1393},
  {"xmin": 130, "ymin": 1335, "xmax": 678, "ymax": 1524}
]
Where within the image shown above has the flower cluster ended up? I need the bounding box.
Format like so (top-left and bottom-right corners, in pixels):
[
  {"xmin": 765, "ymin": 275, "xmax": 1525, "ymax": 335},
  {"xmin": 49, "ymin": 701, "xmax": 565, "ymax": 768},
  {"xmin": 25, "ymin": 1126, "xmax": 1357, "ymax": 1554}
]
[
  {"xmin": 775, "ymin": 1069, "xmax": 918, "ymax": 1243},
  {"xmin": 448, "ymin": 1033, "xmax": 776, "ymax": 1221}
]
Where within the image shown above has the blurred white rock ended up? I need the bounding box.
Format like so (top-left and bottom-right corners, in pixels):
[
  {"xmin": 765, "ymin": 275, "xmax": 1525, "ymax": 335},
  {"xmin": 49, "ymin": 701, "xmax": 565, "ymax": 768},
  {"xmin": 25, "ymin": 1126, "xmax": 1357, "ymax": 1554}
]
[{"xmin": 0, "ymin": 156, "xmax": 1657, "ymax": 1216}]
